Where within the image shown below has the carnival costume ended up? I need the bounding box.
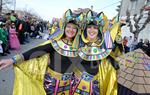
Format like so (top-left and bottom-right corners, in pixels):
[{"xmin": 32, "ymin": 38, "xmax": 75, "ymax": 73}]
[
  {"xmin": 9, "ymin": 27, "xmax": 20, "ymax": 49},
  {"xmin": 12, "ymin": 9, "xmax": 83, "ymax": 95},
  {"xmin": 74, "ymin": 10, "xmax": 121, "ymax": 95},
  {"xmin": 11, "ymin": 9, "xmax": 122, "ymax": 95}
]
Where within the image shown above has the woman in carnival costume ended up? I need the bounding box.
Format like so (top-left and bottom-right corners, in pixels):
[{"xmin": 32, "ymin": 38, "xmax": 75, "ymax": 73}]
[
  {"xmin": 0, "ymin": 9, "xmax": 83, "ymax": 95},
  {"xmin": 72, "ymin": 10, "xmax": 122, "ymax": 95}
]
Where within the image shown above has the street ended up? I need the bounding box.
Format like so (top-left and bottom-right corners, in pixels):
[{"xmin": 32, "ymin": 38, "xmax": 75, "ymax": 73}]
[{"xmin": 0, "ymin": 38, "xmax": 46, "ymax": 95}]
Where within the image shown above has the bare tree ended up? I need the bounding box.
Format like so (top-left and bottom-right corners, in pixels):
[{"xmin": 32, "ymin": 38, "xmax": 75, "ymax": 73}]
[
  {"xmin": 0, "ymin": 0, "xmax": 13, "ymax": 14},
  {"xmin": 126, "ymin": 7, "xmax": 150, "ymax": 39},
  {"xmin": 19, "ymin": 7, "xmax": 42, "ymax": 21}
]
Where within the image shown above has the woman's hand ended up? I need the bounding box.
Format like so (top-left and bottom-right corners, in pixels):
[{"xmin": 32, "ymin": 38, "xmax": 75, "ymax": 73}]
[{"xmin": 0, "ymin": 59, "xmax": 14, "ymax": 70}]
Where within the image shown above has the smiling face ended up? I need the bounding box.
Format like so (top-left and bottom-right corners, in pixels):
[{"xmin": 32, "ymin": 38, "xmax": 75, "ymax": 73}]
[
  {"xmin": 64, "ymin": 23, "xmax": 77, "ymax": 40},
  {"xmin": 86, "ymin": 25, "xmax": 99, "ymax": 42}
]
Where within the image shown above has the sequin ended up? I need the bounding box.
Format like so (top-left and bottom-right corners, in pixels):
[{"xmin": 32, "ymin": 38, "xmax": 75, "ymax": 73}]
[
  {"xmin": 93, "ymin": 49, "xmax": 97, "ymax": 53},
  {"xmin": 82, "ymin": 86, "xmax": 86, "ymax": 90},
  {"xmin": 64, "ymin": 45, "xmax": 67, "ymax": 48},
  {"xmin": 64, "ymin": 82, "xmax": 67, "ymax": 85},
  {"xmin": 70, "ymin": 47, "xmax": 73, "ymax": 50},
  {"xmin": 88, "ymin": 49, "xmax": 91, "ymax": 53}
]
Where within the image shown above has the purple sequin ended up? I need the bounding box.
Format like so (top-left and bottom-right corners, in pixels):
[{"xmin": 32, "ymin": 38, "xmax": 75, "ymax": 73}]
[
  {"xmin": 64, "ymin": 45, "xmax": 67, "ymax": 48},
  {"xmin": 82, "ymin": 86, "xmax": 86, "ymax": 90}
]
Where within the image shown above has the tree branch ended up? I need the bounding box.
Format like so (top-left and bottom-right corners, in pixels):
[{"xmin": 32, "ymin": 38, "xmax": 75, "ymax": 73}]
[
  {"xmin": 133, "ymin": 14, "xmax": 138, "ymax": 22},
  {"xmin": 126, "ymin": 10, "xmax": 134, "ymax": 33},
  {"xmin": 139, "ymin": 10, "xmax": 150, "ymax": 31},
  {"xmin": 137, "ymin": 14, "xmax": 143, "ymax": 23},
  {"xmin": 129, "ymin": 21, "xmax": 134, "ymax": 33}
]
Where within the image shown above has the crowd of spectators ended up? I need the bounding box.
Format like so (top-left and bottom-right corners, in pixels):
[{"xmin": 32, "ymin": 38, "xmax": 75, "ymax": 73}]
[
  {"xmin": 123, "ymin": 36, "xmax": 150, "ymax": 56},
  {"xmin": 0, "ymin": 10, "xmax": 48, "ymax": 56}
]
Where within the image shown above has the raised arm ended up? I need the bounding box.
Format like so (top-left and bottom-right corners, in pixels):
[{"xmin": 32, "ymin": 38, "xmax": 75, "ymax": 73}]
[
  {"xmin": 22, "ymin": 43, "xmax": 53, "ymax": 60},
  {"xmin": 0, "ymin": 43, "xmax": 53, "ymax": 70}
]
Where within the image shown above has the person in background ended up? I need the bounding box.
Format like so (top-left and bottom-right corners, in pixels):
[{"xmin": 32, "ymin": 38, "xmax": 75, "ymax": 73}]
[
  {"xmin": 137, "ymin": 38, "xmax": 143, "ymax": 49},
  {"xmin": 123, "ymin": 36, "xmax": 129, "ymax": 53},
  {"xmin": 142, "ymin": 39, "xmax": 150, "ymax": 56},
  {"xmin": 17, "ymin": 18, "xmax": 26, "ymax": 44},
  {"xmin": 9, "ymin": 22, "xmax": 20, "ymax": 50},
  {"xmin": 127, "ymin": 36, "xmax": 132, "ymax": 51},
  {"xmin": 0, "ymin": 22, "xmax": 9, "ymax": 56},
  {"xmin": 24, "ymin": 18, "xmax": 31, "ymax": 43},
  {"xmin": 131, "ymin": 37, "xmax": 138, "ymax": 51}
]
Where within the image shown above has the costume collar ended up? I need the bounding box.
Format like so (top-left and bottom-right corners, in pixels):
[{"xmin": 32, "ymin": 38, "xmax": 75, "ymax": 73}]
[
  {"xmin": 51, "ymin": 39, "xmax": 78, "ymax": 57},
  {"xmin": 78, "ymin": 45, "xmax": 112, "ymax": 61}
]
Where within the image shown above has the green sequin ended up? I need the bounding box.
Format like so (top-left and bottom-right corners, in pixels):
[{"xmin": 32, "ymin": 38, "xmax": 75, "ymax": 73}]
[
  {"xmin": 93, "ymin": 49, "xmax": 97, "ymax": 53},
  {"xmin": 70, "ymin": 47, "xmax": 73, "ymax": 50},
  {"xmin": 59, "ymin": 42, "xmax": 63, "ymax": 46}
]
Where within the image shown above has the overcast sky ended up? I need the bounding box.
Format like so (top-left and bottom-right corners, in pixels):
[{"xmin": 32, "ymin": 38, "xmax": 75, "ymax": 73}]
[{"xmin": 15, "ymin": 0, "xmax": 121, "ymax": 21}]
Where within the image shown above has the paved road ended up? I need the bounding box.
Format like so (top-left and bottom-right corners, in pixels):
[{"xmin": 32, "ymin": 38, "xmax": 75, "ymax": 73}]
[{"xmin": 0, "ymin": 38, "xmax": 46, "ymax": 95}]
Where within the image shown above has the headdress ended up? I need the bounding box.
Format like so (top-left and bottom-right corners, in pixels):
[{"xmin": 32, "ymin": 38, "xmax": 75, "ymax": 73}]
[
  {"xmin": 81, "ymin": 10, "xmax": 105, "ymax": 46},
  {"xmin": 78, "ymin": 10, "xmax": 121, "ymax": 60},
  {"xmin": 49, "ymin": 9, "xmax": 84, "ymax": 48}
]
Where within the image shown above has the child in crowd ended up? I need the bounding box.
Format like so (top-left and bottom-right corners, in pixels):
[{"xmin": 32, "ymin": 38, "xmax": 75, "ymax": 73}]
[{"xmin": 9, "ymin": 22, "xmax": 20, "ymax": 50}]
